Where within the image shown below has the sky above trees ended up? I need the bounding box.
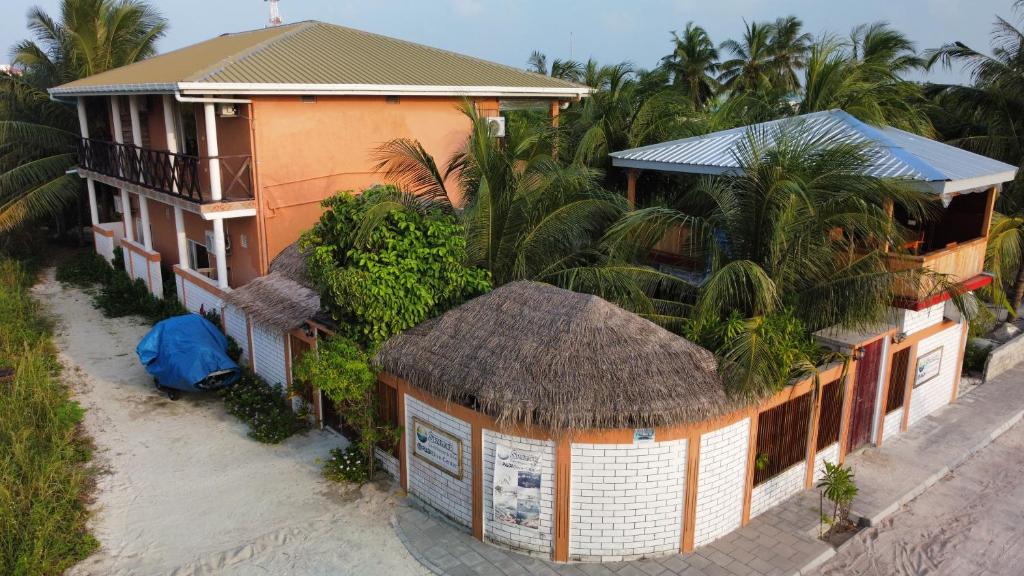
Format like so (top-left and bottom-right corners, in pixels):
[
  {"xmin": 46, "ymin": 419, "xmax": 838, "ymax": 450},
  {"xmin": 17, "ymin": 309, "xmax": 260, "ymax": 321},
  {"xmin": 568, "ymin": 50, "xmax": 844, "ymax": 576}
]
[{"xmin": 0, "ymin": 0, "xmax": 1011, "ymax": 85}]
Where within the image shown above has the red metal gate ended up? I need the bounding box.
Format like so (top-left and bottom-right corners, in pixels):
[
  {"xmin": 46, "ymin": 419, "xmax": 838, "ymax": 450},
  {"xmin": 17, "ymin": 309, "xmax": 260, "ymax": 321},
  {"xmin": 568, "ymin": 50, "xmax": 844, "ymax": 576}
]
[{"xmin": 847, "ymin": 339, "xmax": 884, "ymax": 453}]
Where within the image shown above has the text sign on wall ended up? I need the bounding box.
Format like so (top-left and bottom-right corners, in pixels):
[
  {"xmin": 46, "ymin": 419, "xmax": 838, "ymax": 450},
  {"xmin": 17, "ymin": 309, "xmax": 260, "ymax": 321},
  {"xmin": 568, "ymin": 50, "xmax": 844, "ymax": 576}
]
[
  {"xmin": 915, "ymin": 348, "xmax": 943, "ymax": 387},
  {"xmin": 412, "ymin": 417, "xmax": 463, "ymax": 479}
]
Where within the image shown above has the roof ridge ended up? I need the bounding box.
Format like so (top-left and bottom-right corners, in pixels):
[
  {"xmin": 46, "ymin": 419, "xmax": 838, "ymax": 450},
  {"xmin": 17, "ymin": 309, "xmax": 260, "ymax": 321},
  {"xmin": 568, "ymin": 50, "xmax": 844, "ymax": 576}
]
[
  {"xmin": 830, "ymin": 110, "xmax": 948, "ymax": 181},
  {"xmin": 295, "ymin": 20, "xmax": 588, "ymax": 91},
  {"xmin": 188, "ymin": 21, "xmax": 317, "ymax": 83}
]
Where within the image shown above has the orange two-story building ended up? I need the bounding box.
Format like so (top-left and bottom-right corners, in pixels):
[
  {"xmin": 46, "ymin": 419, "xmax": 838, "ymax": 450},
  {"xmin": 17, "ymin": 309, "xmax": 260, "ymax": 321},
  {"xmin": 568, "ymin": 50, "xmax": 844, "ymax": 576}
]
[{"xmin": 50, "ymin": 20, "xmax": 588, "ymax": 306}]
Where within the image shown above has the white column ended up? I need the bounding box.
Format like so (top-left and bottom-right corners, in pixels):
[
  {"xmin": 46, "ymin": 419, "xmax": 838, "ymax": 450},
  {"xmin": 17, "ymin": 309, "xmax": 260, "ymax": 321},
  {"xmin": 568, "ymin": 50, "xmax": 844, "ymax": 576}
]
[
  {"xmin": 111, "ymin": 96, "xmax": 132, "ymax": 241},
  {"xmin": 128, "ymin": 96, "xmax": 153, "ymax": 250},
  {"xmin": 76, "ymin": 98, "xmax": 99, "ymax": 226},
  {"xmin": 121, "ymin": 188, "xmax": 134, "ymax": 242},
  {"xmin": 162, "ymin": 95, "xmax": 179, "ymax": 154},
  {"xmin": 212, "ymin": 218, "xmax": 228, "ymax": 289},
  {"xmin": 204, "ymin": 101, "xmax": 222, "ymax": 201},
  {"xmin": 110, "ymin": 96, "xmax": 124, "ymax": 145},
  {"xmin": 174, "ymin": 207, "xmax": 188, "ymax": 270}
]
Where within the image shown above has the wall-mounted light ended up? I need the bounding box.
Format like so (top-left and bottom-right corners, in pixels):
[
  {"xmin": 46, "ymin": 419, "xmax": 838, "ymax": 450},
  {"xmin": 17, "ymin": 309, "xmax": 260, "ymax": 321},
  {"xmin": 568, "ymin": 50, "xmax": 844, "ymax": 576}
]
[
  {"xmin": 853, "ymin": 348, "xmax": 867, "ymax": 361},
  {"xmin": 301, "ymin": 322, "xmax": 315, "ymax": 338},
  {"xmin": 893, "ymin": 331, "xmax": 908, "ymax": 344}
]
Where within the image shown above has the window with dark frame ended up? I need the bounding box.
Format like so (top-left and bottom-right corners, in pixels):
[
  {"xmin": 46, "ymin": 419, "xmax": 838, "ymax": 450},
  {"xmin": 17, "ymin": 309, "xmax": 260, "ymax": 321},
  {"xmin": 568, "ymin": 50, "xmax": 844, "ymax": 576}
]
[
  {"xmin": 754, "ymin": 393, "xmax": 813, "ymax": 486},
  {"xmin": 816, "ymin": 378, "xmax": 844, "ymax": 451},
  {"xmin": 886, "ymin": 348, "xmax": 911, "ymax": 413}
]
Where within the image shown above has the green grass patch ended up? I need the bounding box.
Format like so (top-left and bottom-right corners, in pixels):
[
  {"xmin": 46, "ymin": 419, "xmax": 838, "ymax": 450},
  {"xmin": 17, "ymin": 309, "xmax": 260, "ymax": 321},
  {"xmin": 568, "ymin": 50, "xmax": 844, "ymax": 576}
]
[{"xmin": 0, "ymin": 258, "xmax": 97, "ymax": 575}]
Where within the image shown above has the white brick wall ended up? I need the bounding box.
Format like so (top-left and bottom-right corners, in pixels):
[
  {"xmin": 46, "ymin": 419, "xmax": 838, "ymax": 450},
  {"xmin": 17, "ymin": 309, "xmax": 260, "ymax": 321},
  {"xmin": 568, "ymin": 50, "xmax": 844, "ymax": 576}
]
[
  {"xmin": 223, "ymin": 304, "xmax": 250, "ymax": 364},
  {"xmin": 175, "ymin": 274, "xmax": 185, "ymax": 306},
  {"xmin": 94, "ymin": 230, "xmax": 115, "ymax": 262},
  {"xmin": 182, "ymin": 274, "xmax": 223, "ymax": 315},
  {"xmin": 897, "ymin": 302, "xmax": 945, "ymax": 336},
  {"xmin": 375, "ymin": 447, "xmax": 400, "ymax": 480},
  {"xmin": 405, "ymin": 396, "xmax": 473, "ymax": 529},
  {"xmin": 129, "ymin": 249, "xmax": 148, "ymax": 285},
  {"xmin": 568, "ymin": 439, "xmax": 687, "ymax": 562},
  {"xmin": 907, "ymin": 322, "xmax": 962, "ymax": 426},
  {"xmin": 148, "ymin": 260, "xmax": 163, "ymax": 299},
  {"xmin": 883, "ymin": 408, "xmax": 903, "ymax": 442},
  {"xmin": 693, "ymin": 418, "xmax": 750, "ymax": 547},
  {"xmin": 483, "ymin": 431, "xmax": 554, "ymax": 556},
  {"xmin": 813, "ymin": 443, "xmax": 839, "ymax": 483},
  {"xmin": 251, "ymin": 321, "xmax": 287, "ymax": 387},
  {"xmin": 749, "ymin": 462, "xmax": 806, "ymax": 519}
]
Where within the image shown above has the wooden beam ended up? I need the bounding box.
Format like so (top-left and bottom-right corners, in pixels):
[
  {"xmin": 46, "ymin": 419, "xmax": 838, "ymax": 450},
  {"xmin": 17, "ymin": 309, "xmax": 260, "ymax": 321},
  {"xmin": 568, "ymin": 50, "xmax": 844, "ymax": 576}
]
[
  {"xmin": 682, "ymin": 433, "xmax": 701, "ymax": 552},
  {"xmin": 838, "ymin": 357, "xmax": 858, "ymax": 464},
  {"xmin": 741, "ymin": 414, "xmax": 759, "ymax": 525},
  {"xmin": 805, "ymin": 380, "xmax": 823, "ymax": 488},
  {"xmin": 472, "ymin": 423, "xmax": 483, "ymax": 541},
  {"xmin": 950, "ymin": 322, "xmax": 970, "ymax": 403},
  {"xmin": 901, "ymin": 343, "xmax": 919, "ymax": 432},
  {"xmin": 874, "ymin": 341, "xmax": 896, "ymax": 447},
  {"xmin": 982, "ymin": 185, "xmax": 998, "ymax": 237},
  {"xmin": 553, "ymin": 437, "xmax": 571, "ymax": 562},
  {"xmin": 626, "ymin": 169, "xmax": 639, "ymax": 206}
]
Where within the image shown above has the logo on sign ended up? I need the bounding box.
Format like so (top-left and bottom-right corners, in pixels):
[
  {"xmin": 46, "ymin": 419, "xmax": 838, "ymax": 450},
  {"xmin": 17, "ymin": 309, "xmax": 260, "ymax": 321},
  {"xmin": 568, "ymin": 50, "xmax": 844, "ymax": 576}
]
[{"xmin": 412, "ymin": 417, "xmax": 463, "ymax": 479}]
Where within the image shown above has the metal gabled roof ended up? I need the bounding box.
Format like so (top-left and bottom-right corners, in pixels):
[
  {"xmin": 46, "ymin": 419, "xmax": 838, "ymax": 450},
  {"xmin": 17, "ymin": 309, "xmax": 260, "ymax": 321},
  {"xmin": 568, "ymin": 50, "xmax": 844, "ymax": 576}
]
[
  {"xmin": 50, "ymin": 21, "xmax": 591, "ymax": 99},
  {"xmin": 611, "ymin": 110, "xmax": 1018, "ymax": 194}
]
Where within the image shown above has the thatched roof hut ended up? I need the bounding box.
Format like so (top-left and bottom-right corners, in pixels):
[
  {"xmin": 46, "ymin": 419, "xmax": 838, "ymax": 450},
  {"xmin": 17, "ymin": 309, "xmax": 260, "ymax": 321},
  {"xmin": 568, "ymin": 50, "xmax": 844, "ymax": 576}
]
[
  {"xmin": 223, "ymin": 272, "xmax": 320, "ymax": 332},
  {"xmin": 375, "ymin": 281, "xmax": 732, "ymax": 431},
  {"xmin": 269, "ymin": 241, "xmax": 313, "ymax": 288}
]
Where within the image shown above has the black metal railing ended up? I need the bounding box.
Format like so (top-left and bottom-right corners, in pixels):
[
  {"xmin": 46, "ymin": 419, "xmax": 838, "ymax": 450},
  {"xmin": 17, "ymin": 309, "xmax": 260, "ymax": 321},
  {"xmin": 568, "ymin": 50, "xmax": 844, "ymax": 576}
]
[{"xmin": 77, "ymin": 138, "xmax": 253, "ymax": 203}]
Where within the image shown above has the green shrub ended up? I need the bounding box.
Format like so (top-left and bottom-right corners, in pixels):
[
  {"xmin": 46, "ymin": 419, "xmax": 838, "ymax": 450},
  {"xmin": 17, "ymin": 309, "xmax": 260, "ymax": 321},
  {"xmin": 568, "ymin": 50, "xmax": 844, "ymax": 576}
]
[
  {"xmin": 0, "ymin": 259, "xmax": 97, "ymax": 575},
  {"xmin": 92, "ymin": 267, "xmax": 187, "ymax": 325},
  {"xmin": 55, "ymin": 252, "xmax": 113, "ymax": 288},
  {"xmin": 219, "ymin": 372, "xmax": 308, "ymax": 444},
  {"xmin": 963, "ymin": 341, "xmax": 992, "ymax": 374},
  {"xmin": 322, "ymin": 444, "xmax": 371, "ymax": 483}
]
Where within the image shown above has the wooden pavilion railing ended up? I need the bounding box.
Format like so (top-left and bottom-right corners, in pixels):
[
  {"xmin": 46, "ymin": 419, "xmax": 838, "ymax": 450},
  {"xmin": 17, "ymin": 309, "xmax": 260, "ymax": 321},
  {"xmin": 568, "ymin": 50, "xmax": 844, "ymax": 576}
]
[{"xmin": 77, "ymin": 138, "xmax": 253, "ymax": 203}]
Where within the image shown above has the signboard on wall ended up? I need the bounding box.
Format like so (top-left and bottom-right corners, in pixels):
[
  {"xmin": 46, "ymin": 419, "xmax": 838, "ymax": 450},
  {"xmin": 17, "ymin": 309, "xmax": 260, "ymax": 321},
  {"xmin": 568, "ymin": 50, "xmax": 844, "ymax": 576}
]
[
  {"xmin": 412, "ymin": 417, "xmax": 463, "ymax": 479},
  {"xmin": 915, "ymin": 348, "xmax": 943, "ymax": 387},
  {"xmin": 492, "ymin": 443, "xmax": 542, "ymax": 531}
]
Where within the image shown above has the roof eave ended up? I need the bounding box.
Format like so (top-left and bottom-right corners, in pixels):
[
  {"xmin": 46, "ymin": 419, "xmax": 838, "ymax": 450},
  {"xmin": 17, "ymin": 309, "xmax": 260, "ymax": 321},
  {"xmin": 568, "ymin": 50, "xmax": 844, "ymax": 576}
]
[
  {"xmin": 177, "ymin": 81, "xmax": 592, "ymax": 99},
  {"xmin": 934, "ymin": 169, "xmax": 1018, "ymax": 194},
  {"xmin": 49, "ymin": 82, "xmax": 178, "ymax": 97},
  {"xmin": 610, "ymin": 157, "xmax": 739, "ymax": 176}
]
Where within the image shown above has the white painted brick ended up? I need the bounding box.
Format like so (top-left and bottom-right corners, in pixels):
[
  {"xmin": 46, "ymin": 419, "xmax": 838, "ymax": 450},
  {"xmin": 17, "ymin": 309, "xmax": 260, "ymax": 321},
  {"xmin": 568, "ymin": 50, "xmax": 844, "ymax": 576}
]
[
  {"xmin": 482, "ymin": 430, "xmax": 554, "ymax": 556},
  {"xmin": 883, "ymin": 408, "xmax": 903, "ymax": 442},
  {"xmin": 693, "ymin": 418, "xmax": 750, "ymax": 548},
  {"xmin": 908, "ymin": 322, "xmax": 962, "ymax": 426},
  {"xmin": 223, "ymin": 304, "xmax": 250, "ymax": 364},
  {"xmin": 813, "ymin": 443, "xmax": 840, "ymax": 483},
  {"xmin": 251, "ymin": 321, "xmax": 287, "ymax": 387},
  {"xmin": 749, "ymin": 461, "xmax": 806, "ymax": 519},
  {"xmin": 897, "ymin": 302, "xmax": 945, "ymax": 335}
]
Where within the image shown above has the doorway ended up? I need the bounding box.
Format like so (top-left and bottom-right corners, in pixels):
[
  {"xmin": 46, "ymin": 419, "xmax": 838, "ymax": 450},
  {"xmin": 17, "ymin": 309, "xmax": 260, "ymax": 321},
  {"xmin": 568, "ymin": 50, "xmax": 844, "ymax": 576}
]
[{"xmin": 847, "ymin": 338, "xmax": 884, "ymax": 453}]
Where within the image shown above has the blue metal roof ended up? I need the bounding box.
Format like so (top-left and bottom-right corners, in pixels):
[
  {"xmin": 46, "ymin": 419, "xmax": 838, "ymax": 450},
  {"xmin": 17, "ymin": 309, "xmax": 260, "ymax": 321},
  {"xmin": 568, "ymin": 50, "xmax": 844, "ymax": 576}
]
[{"xmin": 610, "ymin": 110, "xmax": 1018, "ymax": 194}]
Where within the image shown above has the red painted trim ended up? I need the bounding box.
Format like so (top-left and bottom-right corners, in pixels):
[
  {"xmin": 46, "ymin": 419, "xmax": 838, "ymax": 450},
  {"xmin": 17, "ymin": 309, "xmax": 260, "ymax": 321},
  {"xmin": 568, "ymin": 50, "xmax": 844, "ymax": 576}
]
[{"xmin": 893, "ymin": 274, "xmax": 993, "ymax": 311}]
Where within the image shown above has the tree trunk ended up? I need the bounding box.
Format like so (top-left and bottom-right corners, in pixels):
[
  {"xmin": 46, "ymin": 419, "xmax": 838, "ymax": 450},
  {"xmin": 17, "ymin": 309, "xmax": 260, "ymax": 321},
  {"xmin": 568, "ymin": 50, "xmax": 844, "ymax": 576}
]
[{"xmin": 1011, "ymin": 259, "xmax": 1024, "ymax": 317}]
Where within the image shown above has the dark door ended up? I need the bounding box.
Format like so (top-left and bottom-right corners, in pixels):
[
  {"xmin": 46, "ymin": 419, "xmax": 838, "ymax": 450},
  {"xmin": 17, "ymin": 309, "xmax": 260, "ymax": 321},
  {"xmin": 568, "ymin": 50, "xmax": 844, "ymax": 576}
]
[{"xmin": 847, "ymin": 339, "xmax": 884, "ymax": 453}]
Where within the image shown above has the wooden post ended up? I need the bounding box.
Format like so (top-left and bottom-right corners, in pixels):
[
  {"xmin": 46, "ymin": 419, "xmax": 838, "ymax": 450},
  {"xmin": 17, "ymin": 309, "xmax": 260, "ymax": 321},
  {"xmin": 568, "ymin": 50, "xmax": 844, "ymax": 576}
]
[
  {"xmin": 553, "ymin": 437, "xmax": 571, "ymax": 562},
  {"xmin": 472, "ymin": 423, "xmax": 483, "ymax": 540},
  {"xmin": 837, "ymin": 357, "xmax": 858, "ymax": 464},
  {"xmin": 950, "ymin": 322, "xmax": 970, "ymax": 403},
  {"xmin": 398, "ymin": 385, "xmax": 408, "ymax": 492},
  {"xmin": 741, "ymin": 414, "xmax": 759, "ymax": 525},
  {"xmin": 982, "ymin": 186, "xmax": 998, "ymax": 237},
  {"xmin": 804, "ymin": 380, "xmax": 823, "ymax": 488},
  {"xmin": 874, "ymin": 342, "xmax": 896, "ymax": 447},
  {"xmin": 550, "ymin": 100, "xmax": 560, "ymax": 128},
  {"xmin": 626, "ymin": 169, "xmax": 639, "ymax": 206},
  {"xmin": 681, "ymin": 433, "xmax": 701, "ymax": 552}
]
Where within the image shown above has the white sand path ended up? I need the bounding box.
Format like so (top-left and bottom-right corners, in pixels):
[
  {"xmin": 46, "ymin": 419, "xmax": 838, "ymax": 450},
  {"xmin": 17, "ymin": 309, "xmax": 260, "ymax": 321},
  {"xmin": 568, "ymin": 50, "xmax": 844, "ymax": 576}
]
[{"xmin": 35, "ymin": 270, "xmax": 426, "ymax": 576}]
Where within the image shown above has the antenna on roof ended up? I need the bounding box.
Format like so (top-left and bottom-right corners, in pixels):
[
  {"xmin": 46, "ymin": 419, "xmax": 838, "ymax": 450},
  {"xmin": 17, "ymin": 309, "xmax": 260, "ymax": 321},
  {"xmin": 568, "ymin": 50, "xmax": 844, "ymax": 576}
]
[{"xmin": 265, "ymin": 0, "xmax": 282, "ymax": 27}]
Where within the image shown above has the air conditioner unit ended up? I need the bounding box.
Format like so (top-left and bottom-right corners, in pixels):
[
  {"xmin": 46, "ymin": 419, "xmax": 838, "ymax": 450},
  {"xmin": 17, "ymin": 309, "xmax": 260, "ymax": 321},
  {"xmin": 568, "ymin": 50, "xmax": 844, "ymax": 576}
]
[
  {"xmin": 205, "ymin": 230, "xmax": 232, "ymax": 256},
  {"xmin": 217, "ymin": 103, "xmax": 238, "ymax": 118},
  {"xmin": 485, "ymin": 116, "xmax": 506, "ymax": 138}
]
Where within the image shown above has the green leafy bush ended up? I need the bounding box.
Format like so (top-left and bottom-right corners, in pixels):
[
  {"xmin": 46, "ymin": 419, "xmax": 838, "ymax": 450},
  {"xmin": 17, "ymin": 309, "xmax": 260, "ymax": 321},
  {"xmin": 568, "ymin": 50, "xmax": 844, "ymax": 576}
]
[
  {"xmin": 322, "ymin": 444, "xmax": 371, "ymax": 483},
  {"xmin": 93, "ymin": 266, "xmax": 187, "ymax": 324},
  {"xmin": 55, "ymin": 252, "xmax": 113, "ymax": 287},
  {"xmin": 963, "ymin": 341, "xmax": 992, "ymax": 374},
  {"xmin": 0, "ymin": 259, "xmax": 97, "ymax": 574},
  {"xmin": 301, "ymin": 187, "xmax": 491, "ymax": 347},
  {"xmin": 219, "ymin": 372, "xmax": 308, "ymax": 444},
  {"xmin": 817, "ymin": 461, "xmax": 858, "ymax": 532}
]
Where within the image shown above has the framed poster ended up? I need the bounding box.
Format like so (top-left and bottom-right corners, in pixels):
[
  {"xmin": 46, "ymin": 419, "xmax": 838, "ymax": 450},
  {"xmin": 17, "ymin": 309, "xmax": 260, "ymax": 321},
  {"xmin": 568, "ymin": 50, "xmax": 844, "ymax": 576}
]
[
  {"xmin": 633, "ymin": 428, "xmax": 655, "ymax": 443},
  {"xmin": 492, "ymin": 443, "xmax": 542, "ymax": 531},
  {"xmin": 914, "ymin": 348, "xmax": 943, "ymax": 387},
  {"xmin": 412, "ymin": 417, "xmax": 463, "ymax": 479}
]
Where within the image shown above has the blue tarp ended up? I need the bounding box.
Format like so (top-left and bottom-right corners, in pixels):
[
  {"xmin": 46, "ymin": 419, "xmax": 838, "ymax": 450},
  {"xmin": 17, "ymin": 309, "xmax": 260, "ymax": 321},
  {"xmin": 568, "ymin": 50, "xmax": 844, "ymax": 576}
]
[{"xmin": 136, "ymin": 314, "xmax": 240, "ymax": 392}]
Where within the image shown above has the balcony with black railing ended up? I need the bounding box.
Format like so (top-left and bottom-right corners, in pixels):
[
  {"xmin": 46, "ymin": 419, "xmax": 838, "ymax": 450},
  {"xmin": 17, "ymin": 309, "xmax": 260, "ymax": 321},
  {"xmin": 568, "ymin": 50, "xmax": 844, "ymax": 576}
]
[{"xmin": 77, "ymin": 138, "xmax": 254, "ymax": 204}]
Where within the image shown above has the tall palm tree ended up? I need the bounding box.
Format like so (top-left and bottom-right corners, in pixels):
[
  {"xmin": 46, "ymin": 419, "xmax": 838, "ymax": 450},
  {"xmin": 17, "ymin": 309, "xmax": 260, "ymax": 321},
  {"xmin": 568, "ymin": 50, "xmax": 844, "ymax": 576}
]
[
  {"xmin": 372, "ymin": 103, "xmax": 686, "ymax": 315},
  {"xmin": 527, "ymin": 50, "xmax": 547, "ymax": 75},
  {"xmin": 718, "ymin": 20, "xmax": 778, "ymax": 95},
  {"xmin": 607, "ymin": 124, "xmax": 939, "ymax": 394},
  {"xmin": 0, "ymin": 0, "xmax": 166, "ymax": 233},
  {"xmin": 768, "ymin": 16, "xmax": 812, "ymax": 93},
  {"xmin": 850, "ymin": 21, "xmax": 924, "ymax": 73},
  {"xmin": 661, "ymin": 23, "xmax": 720, "ymax": 108}
]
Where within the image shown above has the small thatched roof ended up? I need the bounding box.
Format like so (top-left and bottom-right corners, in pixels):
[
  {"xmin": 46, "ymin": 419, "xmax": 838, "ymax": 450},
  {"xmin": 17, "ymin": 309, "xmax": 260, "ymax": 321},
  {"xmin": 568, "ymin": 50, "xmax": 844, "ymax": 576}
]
[
  {"xmin": 224, "ymin": 272, "xmax": 320, "ymax": 332},
  {"xmin": 375, "ymin": 281, "xmax": 732, "ymax": 431},
  {"xmin": 269, "ymin": 242, "xmax": 313, "ymax": 288}
]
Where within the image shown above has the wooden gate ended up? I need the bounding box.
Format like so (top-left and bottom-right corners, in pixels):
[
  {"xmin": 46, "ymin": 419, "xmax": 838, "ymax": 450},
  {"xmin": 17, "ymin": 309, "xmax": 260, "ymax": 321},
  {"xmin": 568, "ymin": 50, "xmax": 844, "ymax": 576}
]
[{"xmin": 847, "ymin": 339, "xmax": 884, "ymax": 453}]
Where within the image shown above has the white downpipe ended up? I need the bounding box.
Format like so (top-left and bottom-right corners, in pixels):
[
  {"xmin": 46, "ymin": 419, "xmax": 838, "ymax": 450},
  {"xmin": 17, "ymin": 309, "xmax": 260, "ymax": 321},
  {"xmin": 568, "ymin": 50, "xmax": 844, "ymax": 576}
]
[
  {"xmin": 128, "ymin": 96, "xmax": 152, "ymax": 250},
  {"xmin": 76, "ymin": 99, "xmax": 99, "ymax": 226},
  {"xmin": 174, "ymin": 207, "xmax": 188, "ymax": 270},
  {"xmin": 212, "ymin": 218, "xmax": 228, "ymax": 289},
  {"xmin": 203, "ymin": 101, "xmax": 222, "ymax": 202}
]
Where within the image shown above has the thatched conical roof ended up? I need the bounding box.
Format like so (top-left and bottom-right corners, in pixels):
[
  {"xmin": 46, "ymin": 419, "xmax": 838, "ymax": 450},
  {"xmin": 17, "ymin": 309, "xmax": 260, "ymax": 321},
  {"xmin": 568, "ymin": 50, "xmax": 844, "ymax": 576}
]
[
  {"xmin": 375, "ymin": 281, "xmax": 731, "ymax": 431},
  {"xmin": 269, "ymin": 241, "xmax": 313, "ymax": 288},
  {"xmin": 223, "ymin": 272, "xmax": 320, "ymax": 332}
]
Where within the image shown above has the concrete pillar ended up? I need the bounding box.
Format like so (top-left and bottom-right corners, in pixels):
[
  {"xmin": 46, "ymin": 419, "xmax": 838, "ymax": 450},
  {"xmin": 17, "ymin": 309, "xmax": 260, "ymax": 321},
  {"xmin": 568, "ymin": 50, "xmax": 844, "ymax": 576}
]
[
  {"xmin": 212, "ymin": 218, "xmax": 228, "ymax": 289},
  {"xmin": 174, "ymin": 207, "xmax": 188, "ymax": 270},
  {"xmin": 204, "ymin": 101, "xmax": 222, "ymax": 201},
  {"xmin": 121, "ymin": 188, "xmax": 134, "ymax": 242},
  {"xmin": 128, "ymin": 96, "xmax": 152, "ymax": 249},
  {"xmin": 76, "ymin": 98, "xmax": 99, "ymax": 226},
  {"xmin": 110, "ymin": 96, "xmax": 124, "ymax": 145}
]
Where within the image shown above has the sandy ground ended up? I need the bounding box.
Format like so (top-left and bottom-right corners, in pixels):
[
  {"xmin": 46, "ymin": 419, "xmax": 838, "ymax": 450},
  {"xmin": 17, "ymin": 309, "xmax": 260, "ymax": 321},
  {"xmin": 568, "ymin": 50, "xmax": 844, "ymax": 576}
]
[
  {"xmin": 815, "ymin": 420, "xmax": 1024, "ymax": 576},
  {"xmin": 35, "ymin": 270, "xmax": 427, "ymax": 576}
]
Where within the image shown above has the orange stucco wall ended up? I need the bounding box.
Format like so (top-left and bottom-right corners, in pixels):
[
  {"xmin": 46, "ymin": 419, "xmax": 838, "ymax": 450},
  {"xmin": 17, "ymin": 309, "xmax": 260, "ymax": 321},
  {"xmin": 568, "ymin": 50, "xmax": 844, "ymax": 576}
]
[{"xmin": 250, "ymin": 95, "xmax": 494, "ymax": 263}]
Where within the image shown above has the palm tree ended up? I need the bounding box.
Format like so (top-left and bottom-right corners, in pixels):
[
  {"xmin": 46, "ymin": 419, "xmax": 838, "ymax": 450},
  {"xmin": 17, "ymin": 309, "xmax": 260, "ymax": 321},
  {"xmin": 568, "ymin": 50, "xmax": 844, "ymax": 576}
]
[
  {"xmin": 661, "ymin": 23, "xmax": 720, "ymax": 107},
  {"xmin": 799, "ymin": 38, "xmax": 934, "ymax": 134},
  {"xmin": 718, "ymin": 20, "xmax": 778, "ymax": 95},
  {"xmin": 372, "ymin": 102, "xmax": 686, "ymax": 315},
  {"xmin": 0, "ymin": 0, "xmax": 166, "ymax": 233},
  {"xmin": 768, "ymin": 16, "xmax": 812, "ymax": 93},
  {"xmin": 527, "ymin": 50, "xmax": 547, "ymax": 75},
  {"xmin": 607, "ymin": 123, "xmax": 938, "ymax": 394},
  {"xmin": 850, "ymin": 21, "xmax": 924, "ymax": 73}
]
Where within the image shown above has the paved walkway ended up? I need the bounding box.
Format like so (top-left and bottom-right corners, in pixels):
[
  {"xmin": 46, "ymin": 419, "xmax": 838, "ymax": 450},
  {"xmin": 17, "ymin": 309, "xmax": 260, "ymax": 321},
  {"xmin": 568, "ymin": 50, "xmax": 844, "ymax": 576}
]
[{"xmin": 393, "ymin": 363, "xmax": 1024, "ymax": 576}]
